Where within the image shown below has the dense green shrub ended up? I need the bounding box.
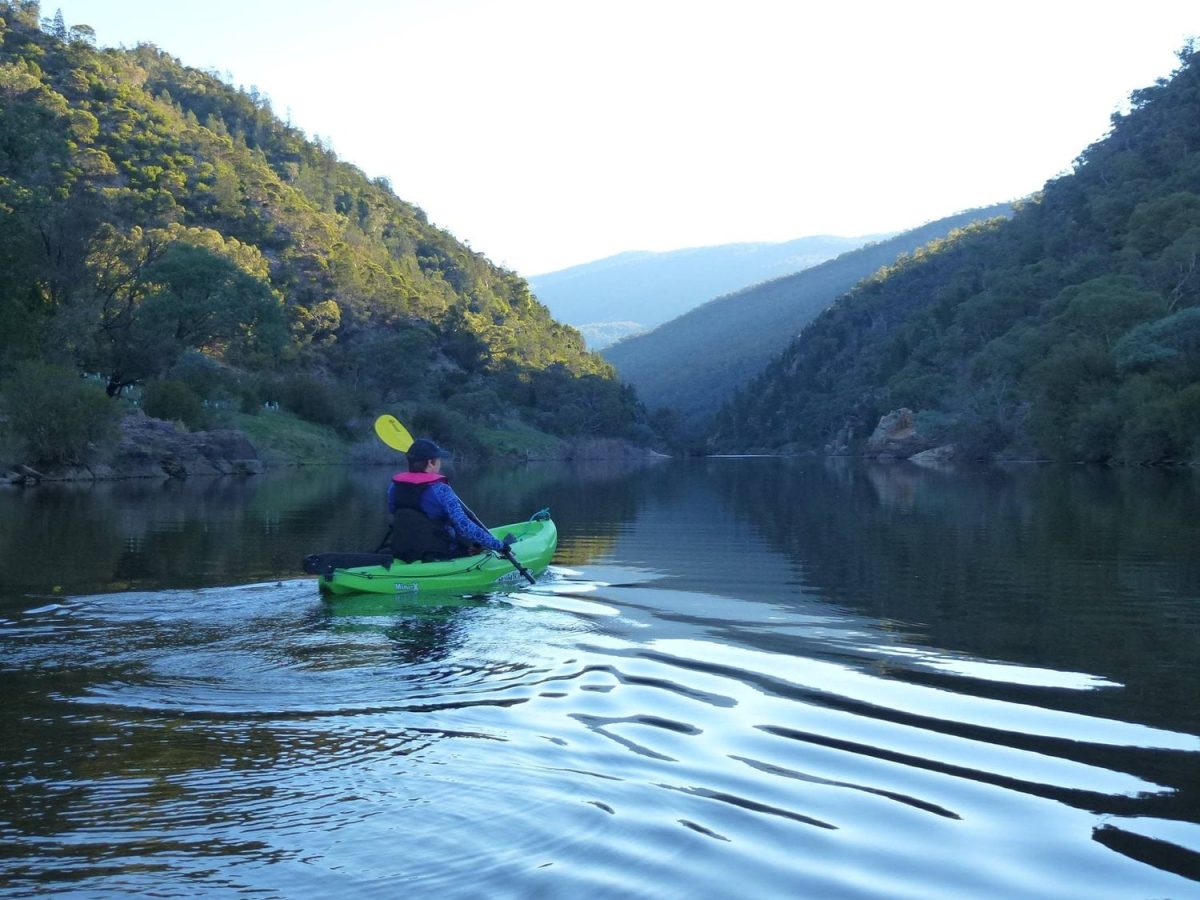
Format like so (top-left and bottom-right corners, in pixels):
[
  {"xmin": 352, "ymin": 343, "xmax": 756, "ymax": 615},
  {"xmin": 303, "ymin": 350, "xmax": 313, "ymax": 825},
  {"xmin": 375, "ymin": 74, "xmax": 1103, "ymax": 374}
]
[
  {"xmin": 237, "ymin": 377, "xmax": 268, "ymax": 414},
  {"xmin": 446, "ymin": 387, "xmax": 502, "ymax": 421},
  {"xmin": 0, "ymin": 362, "xmax": 120, "ymax": 464},
  {"xmin": 167, "ymin": 351, "xmax": 228, "ymax": 400},
  {"xmin": 141, "ymin": 379, "xmax": 207, "ymax": 430},
  {"xmin": 275, "ymin": 374, "xmax": 349, "ymax": 430},
  {"xmin": 407, "ymin": 404, "xmax": 485, "ymax": 459},
  {"xmin": 1116, "ymin": 381, "xmax": 1200, "ymax": 462}
]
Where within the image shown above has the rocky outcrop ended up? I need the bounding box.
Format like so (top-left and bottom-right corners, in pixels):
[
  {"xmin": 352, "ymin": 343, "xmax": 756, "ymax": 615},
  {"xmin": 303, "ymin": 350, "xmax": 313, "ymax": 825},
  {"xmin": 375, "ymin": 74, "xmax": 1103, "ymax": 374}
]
[
  {"xmin": 109, "ymin": 413, "xmax": 262, "ymax": 479},
  {"xmin": 908, "ymin": 444, "xmax": 957, "ymax": 467},
  {"xmin": 863, "ymin": 408, "xmax": 936, "ymax": 459},
  {"xmin": 2, "ymin": 464, "xmax": 45, "ymax": 485},
  {"xmin": 824, "ymin": 422, "xmax": 854, "ymax": 456},
  {"xmin": 4, "ymin": 412, "xmax": 261, "ymax": 482}
]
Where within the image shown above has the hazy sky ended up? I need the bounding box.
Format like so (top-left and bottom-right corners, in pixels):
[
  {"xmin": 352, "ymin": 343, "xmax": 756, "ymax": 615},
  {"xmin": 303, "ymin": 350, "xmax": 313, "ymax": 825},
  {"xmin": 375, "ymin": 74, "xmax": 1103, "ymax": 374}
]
[{"xmin": 55, "ymin": 1, "xmax": 1198, "ymax": 274}]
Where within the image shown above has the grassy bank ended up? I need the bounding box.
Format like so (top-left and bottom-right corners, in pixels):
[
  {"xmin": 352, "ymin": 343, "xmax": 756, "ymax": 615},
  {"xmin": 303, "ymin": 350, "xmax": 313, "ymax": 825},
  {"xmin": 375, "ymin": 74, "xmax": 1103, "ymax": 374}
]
[
  {"xmin": 226, "ymin": 411, "xmax": 566, "ymax": 467},
  {"xmin": 227, "ymin": 412, "xmax": 350, "ymax": 466}
]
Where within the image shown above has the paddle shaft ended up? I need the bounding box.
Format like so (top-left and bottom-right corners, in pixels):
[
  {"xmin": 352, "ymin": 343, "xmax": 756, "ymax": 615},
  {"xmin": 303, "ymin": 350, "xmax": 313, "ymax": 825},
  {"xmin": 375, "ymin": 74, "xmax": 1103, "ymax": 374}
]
[{"xmin": 460, "ymin": 499, "xmax": 536, "ymax": 585}]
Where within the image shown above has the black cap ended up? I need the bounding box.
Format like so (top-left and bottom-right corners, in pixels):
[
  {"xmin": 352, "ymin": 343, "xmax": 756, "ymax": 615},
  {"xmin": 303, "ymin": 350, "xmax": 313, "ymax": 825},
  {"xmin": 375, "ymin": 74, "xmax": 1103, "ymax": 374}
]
[{"xmin": 406, "ymin": 437, "xmax": 451, "ymax": 463}]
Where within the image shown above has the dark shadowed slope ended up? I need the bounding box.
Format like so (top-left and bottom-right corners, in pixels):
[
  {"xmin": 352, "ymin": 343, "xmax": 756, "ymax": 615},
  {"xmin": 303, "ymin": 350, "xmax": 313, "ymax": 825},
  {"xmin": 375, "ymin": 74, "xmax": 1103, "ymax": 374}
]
[{"xmin": 603, "ymin": 205, "xmax": 1013, "ymax": 422}]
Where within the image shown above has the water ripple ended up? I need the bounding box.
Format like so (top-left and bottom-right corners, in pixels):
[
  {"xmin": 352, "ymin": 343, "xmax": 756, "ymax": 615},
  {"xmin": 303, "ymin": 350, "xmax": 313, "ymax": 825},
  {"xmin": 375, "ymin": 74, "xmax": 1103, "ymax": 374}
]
[{"xmin": 2, "ymin": 573, "xmax": 1198, "ymax": 898}]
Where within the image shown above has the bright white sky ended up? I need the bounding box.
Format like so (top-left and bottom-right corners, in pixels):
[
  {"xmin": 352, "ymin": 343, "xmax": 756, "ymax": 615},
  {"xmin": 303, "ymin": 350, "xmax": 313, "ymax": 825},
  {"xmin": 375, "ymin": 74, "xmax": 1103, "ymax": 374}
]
[{"xmin": 55, "ymin": 1, "xmax": 1198, "ymax": 275}]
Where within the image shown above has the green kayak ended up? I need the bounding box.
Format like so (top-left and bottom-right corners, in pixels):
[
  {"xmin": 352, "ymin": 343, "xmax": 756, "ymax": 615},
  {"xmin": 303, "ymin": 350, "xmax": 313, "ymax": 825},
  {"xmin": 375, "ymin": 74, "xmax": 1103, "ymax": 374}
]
[{"xmin": 303, "ymin": 516, "xmax": 558, "ymax": 596}]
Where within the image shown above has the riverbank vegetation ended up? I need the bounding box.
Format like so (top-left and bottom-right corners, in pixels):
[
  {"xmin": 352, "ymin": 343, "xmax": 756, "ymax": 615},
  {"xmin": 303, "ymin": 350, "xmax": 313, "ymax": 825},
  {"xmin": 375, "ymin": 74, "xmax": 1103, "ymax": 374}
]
[
  {"xmin": 0, "ymin": 3, "xmax": 655, "ymax": 469},
  {"xmin": 711, "ymin": 42, "xmax": 1200, "ymax": 464}
]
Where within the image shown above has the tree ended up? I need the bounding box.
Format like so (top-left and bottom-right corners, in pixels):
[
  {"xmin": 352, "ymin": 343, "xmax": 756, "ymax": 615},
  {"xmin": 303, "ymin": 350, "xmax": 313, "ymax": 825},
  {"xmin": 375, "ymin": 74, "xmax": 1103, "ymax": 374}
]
[
  {"xmin": 1052, "ymin": 276, "xmax": 1162, "ymax": 347},
  {"xmin": 1114, "ymin": 307, "xmax": 1200, "ymax": 375},
  {"xmin": 68, "ymin": 23, "xmax": 96, "ymax": 46},
  {"xmin": 139, "ymin": 243, "xmax": 284, "ymax": 352},
  {"xmin": 84, "ymin": 238, "xmax": 286, "ymax": 394},
  {"xmin": 1, "ymin": 361, "xmax": 120, "ymax": 464},
  {"xmin": 41, "ymin": 8, "xmax": 67, "ymax": 40}
]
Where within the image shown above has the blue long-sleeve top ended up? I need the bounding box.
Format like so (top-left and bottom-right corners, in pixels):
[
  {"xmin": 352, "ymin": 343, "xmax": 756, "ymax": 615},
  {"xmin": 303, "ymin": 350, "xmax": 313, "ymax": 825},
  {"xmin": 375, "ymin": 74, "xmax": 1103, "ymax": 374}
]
[{"xmin": 387, "ymin": 473, "xmax": 504, "ymax": 552}]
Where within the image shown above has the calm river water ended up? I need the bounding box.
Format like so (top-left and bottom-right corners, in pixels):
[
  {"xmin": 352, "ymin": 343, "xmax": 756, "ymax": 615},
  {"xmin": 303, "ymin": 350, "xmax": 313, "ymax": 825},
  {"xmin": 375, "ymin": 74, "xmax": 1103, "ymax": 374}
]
[{"xmin": 0, "ymin": 457, "xmax": 1198, "ymax": 898}]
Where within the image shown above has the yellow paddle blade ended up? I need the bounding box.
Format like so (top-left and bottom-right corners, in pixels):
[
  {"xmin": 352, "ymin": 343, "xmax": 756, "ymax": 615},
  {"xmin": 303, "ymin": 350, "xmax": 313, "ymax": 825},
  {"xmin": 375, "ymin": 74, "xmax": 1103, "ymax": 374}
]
[{"xmin": 373, "ymin": 414, "xmax": 414, "ymax": 452}]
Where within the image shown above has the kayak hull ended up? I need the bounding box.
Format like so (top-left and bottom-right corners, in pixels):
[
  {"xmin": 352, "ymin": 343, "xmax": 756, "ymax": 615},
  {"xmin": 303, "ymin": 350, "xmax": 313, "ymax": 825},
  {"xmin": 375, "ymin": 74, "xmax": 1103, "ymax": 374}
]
[{"xmin": 311, "ymin": 518, "xmax": 557, "ymax": 596}]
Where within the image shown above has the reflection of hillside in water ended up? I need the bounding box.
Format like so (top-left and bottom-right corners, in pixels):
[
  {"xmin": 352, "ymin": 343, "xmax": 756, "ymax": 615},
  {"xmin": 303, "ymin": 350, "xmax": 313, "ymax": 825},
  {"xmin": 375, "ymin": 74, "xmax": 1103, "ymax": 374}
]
[
  {"xmin": 449, "ymin": 458, "xmax": 658, "ymax": 567},
  {"xmin": 715, "ymin": 457, "xmax": 1200, "ymax": 730},
  {"xmin": 0, "ymin": 470, "xmax": 389, "ymax": 595},
  {"xmin": 594, "ymin": 460, "xmax": 800, "ymax": 598},
  {"xmin": 0, "ymin": 457, "xmax": 660, "ymax": 595}
]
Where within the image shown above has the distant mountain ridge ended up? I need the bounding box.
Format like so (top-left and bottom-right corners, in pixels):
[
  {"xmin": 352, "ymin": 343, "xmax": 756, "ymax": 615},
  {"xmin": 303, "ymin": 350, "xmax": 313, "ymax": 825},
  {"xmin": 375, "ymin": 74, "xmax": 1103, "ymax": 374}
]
[
  {"xmin": 529, "ymin": 234, "xmax": 883, "ymax": 348},
  {"xmin": 602, "ymin": 204, "xmax": 1014, "ymax": 423}
]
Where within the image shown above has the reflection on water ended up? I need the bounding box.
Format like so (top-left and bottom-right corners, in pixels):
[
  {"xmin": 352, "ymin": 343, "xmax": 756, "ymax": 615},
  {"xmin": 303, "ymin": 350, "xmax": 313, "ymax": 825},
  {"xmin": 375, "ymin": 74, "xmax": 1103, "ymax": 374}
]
[{"xmin": 1, "ymin": 459, "xmax": 1198, "ymax": 897}]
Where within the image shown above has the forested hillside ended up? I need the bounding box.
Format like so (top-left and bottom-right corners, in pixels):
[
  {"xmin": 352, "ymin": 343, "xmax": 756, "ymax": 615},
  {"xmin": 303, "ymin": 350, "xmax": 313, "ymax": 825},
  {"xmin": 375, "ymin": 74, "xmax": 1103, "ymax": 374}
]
[
  {"xmin": 529, "ymin": 234, "xmax": 875, "ymax": 349},
  {"xmin": 604, "ymin": 205, "xmax": 1011, "ymax": 424},
  {"xmin": 0, "ymin": 3, "xmax": 651, "ymax": 464},
  {"xmin": 712, "ymin": 43, "xmax": 1200, "ymax": 464}
]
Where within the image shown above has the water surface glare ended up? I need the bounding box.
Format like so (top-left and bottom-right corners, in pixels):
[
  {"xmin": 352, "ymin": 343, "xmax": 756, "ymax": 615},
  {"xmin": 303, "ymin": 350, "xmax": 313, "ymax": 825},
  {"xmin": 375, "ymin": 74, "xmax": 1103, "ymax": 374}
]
[{"xmin": 1, "ymin": 459, "xmax": 1198, "ymax": 897}]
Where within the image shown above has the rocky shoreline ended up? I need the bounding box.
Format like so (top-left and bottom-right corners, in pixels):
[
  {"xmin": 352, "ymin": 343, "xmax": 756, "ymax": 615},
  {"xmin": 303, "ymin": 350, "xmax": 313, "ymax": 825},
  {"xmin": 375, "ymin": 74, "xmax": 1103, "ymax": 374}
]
[{"xmin": 4, "ymin": 412, "xmax": 261, "ymax": 484}]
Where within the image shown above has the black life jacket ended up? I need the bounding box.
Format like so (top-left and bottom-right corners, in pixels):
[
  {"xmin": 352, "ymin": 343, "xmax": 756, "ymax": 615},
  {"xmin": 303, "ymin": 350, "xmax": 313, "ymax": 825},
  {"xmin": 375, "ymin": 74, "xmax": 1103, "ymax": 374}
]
[{"xmin": 389, "ymin": 478, "xmax": 456, "ymax": 563}]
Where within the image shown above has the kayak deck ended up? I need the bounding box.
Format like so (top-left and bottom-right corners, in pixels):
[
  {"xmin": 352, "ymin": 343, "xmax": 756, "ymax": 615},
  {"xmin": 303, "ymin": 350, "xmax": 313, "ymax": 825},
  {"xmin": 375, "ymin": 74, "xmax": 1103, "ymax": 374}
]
[{"xmin": 307, "ymin": 517, "xmax": 557, "ymax": 596}]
